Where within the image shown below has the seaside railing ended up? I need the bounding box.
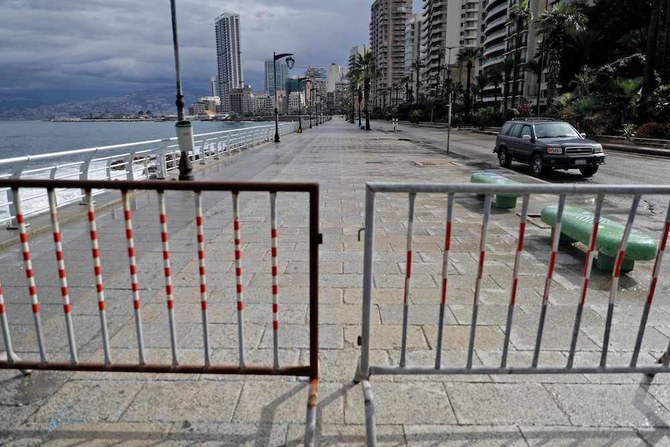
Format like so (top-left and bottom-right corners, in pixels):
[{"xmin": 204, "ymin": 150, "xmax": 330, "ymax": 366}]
[{"xmin": 0, "ymin": 122, "xmax": 298, "ymax": 227}]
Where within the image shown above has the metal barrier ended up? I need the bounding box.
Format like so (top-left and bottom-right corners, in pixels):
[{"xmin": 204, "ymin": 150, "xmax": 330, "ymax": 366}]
[
  {"xmin": 0, "ymin": 122, "xmax": 299, "ymax": 227},
  {"xmin": 0, "ymin": 178, "xmax": 320, "ymax": 446},
  {"xmin": 356, "ymin": 182, "xmax": 670, "ymax": 446}
]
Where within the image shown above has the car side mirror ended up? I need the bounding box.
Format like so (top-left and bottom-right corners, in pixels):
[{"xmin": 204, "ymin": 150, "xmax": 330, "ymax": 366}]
[
  {"xmin": 522, "ymin": 134, "xmax": 532, "ymax": 142},
  {"xmin": 580, "ymin": 133, "xmax": 586, "ymax": 138}
]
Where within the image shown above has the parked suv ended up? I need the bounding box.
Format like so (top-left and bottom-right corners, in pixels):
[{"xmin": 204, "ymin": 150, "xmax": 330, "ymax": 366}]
[{"xmin": 493, "ymin": 118, "xmax": 606, "ymax": 177}]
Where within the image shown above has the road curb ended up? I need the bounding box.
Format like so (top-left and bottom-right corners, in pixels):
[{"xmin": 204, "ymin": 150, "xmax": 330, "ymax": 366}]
[{"xmin": 601, "ymin": 143, "xmax": 670, "ymax": 158}]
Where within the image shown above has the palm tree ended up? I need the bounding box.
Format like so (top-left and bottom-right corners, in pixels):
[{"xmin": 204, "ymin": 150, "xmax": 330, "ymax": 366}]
[
  {"xmin": 474, "ymin": 73, "xmax": 489, "ymax": 108},
  {"xmin": 536, "ymin": 3, "xmax": 587, "ymax": 108},
  {"xmin": 348, "ymin": 69, "xmax": 363, "ymax": 126},
  {"xmin": 523, "ymin": 59, "xmax": 543, "ymax": 113},
  {"xmin": 457, "ymin": 47, "xmax": 482, "ymax": 123},
  {"xmin": 487, "ymin": 68, "xmax": 502, "ymax": 107},
  {"xmin": 354, "ymin": 51, "xmax": 380, "ymax": 131},
  {"xmin": 501, "ymin": 58, "xmax": 515, "ymax": 113},
  {"xmin": 641, "ymin": 0, "xmax": 663, "ymax": 118},
  {"xmin": 411, "ymin": 57, "xmax": 424, "ymax": 104},
  {"xmin": 509, "ymin": 0, "xmax": 532, "ymax": 109}
]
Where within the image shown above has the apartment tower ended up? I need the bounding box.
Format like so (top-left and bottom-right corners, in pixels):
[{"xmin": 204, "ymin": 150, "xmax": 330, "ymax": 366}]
[
  {"xmin": 215, "ymin": 13, "xmax": 243, "ymax": 113},
  {"xmin": 420, "ymin": 0, "xmax": 461, "ymax": 94},
  {"xmin": 404, "ymin": 14, "xmax": 423, "ymax": 101},
  {"xmin": 370, "ymin": 0, "xmax": 413, "ymax": 108}
]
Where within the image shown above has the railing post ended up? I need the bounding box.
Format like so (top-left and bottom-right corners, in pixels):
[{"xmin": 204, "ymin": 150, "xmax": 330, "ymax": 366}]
[
  {"xmin": 126, "ymin": 153, "xmax": 136, "ymax": 181},
  {"xmin": 156, "ymin": 141, "xmax": 169, "ymax": 179},
  {"xmin": 79, "ymin": 149, "xmax": 97, "ymax": 204},
  {"xmin": 6, "ymin": 160, "xmax": 27, "ymax": 229}
]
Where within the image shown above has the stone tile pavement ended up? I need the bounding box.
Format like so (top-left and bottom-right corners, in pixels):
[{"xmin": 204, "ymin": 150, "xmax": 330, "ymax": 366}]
[{"xmin": 1, "ymin": 118, "xmax": 670, "ymax": 445}]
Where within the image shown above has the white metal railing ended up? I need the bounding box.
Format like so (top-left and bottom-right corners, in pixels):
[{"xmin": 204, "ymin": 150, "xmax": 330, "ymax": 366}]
[{"xmin": 0, "ymin": 121, "xmax": 299, "ymax": 227}]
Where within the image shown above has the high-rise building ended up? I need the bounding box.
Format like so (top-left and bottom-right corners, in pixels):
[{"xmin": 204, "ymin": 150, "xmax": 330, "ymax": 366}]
[
  {"xmin": 210, "ymin": 76, "xmax": 219, "ymax": 97},
  {"xmin": 326, "ymin": 64, "xmax": 346, "ymax": 93},
  {"xmin": 370, "ymin": 0, "xmax": 413, "ymax": 108},
  {"xmin": 265, "ymin": 60, "xmax": 289, "ymax": 96},
  {"xmin": 349, "ymin": 45, "xmax": 367, "ymax": 72},
  {"xmin": 420, "ymin": 0, "xmax": 461, "ymax": 94},
  {"xmin": 404, "ymin": 14, "xmax": 422, "ymax": 100},
  {"xmin": 215, "ymin": 13, "xmax": 243, "ymax": 113}
]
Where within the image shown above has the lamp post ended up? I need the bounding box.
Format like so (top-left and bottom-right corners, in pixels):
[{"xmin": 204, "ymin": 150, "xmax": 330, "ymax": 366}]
[
  {"xmin": 444, "ymin": 45, "xmax": 460, "ymax": 156},
  {"xmin": 308, "ymin": 85, "xmax": 313, "ymax": 129},
  {"xmin": 169, "ymin": 0, "xmax": 193, "ymax": 180},
  {"xmin": 273, "ymin": 52, "xmax": 295, "ymax": 143},
  {"xmin": 312, "ymin": 87, "xmax": 319, "ymax": 126},
  {"xmin": 296, "ymin": 77, "xmax": 309, "ymax": 133}
]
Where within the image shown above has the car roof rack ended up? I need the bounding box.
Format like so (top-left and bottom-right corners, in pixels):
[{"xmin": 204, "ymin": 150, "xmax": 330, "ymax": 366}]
[{"xmin": 511, "ymin": 117, "xmax": 557, "ymax": 122}]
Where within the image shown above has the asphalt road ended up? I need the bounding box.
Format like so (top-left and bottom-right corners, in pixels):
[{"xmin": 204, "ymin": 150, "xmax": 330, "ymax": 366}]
[{"xmin": 372, "ymin": 120, "xmax": 670, "ymax": 219}]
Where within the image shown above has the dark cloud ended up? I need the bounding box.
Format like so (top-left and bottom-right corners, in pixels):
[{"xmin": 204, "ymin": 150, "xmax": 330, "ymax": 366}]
[{"xmin": 1, "ymin": 0, "xmax": 411, "ymax": 104}]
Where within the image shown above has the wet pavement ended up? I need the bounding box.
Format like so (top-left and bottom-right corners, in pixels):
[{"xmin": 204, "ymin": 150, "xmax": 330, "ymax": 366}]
[{"xmin": 0, "ymin": 118, "xmax": 670, "ymax": 445}]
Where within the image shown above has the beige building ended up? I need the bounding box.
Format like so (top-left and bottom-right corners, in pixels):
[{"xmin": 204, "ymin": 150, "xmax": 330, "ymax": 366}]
[
  {"xmin": 404, "ymin": 14, "xmax": 423, "ymax": 101},
  {"xmin": 370, "ymin": 0, "xmax": 413, "ymax": 108}
]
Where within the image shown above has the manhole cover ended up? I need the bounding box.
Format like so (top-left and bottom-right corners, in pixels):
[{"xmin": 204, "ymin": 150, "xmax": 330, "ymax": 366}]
[{"xmin": 414, "ymin": 160, "xmax": 452, "ymax": 166}]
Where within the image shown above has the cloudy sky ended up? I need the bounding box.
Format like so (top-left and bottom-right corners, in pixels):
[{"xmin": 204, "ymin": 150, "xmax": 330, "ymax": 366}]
[{"xmin": 0, "ymin": 0, "xmax": 423, "ymax": 104}]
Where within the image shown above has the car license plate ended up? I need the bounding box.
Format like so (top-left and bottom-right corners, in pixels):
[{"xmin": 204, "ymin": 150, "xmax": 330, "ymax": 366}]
[{"xmin": 575, "ymin": 159, "xmax": 587, "ymax": 165}]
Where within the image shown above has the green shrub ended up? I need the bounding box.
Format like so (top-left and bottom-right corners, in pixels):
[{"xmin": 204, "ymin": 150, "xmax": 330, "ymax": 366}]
[
  {"xmin": 635, "ymin": 122, "xmax": 670, "ymax": 139},
  {"xmin": 409, "ymin": 109, "xmax": 423, "ymax": 123},
  {"xmin": 472, "ymin": 106, "xmax": 504, "ymax": 128}
]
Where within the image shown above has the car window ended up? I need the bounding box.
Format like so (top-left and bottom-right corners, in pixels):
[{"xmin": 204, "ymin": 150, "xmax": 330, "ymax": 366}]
[
  {"xmin": 501, "ymin": 122, "xmax": 513, "ymax": 135},
  {"xmin": 535, "ymin": 122, "xmax": 580, "ymax": 138},
  {"xmin": 521, "ymin": 125, "xmax": 532, "ymax": 138},
  {"xmin": 511, "ymin": 124, "xmax": 523, "ymax": 138}
]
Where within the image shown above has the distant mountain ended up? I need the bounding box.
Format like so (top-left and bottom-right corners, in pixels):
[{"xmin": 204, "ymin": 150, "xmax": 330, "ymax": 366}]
[{"xmin": 0, "ymin": 87, "xmax": 209, "ymax": 120}]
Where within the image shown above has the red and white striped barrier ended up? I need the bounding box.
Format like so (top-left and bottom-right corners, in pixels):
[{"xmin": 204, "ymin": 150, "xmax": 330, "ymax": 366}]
[
  {"xmin": 47, "ymin": 188, "xmax": 78, "ymax": 364},
  {"xmin": 85, "ymin": 189, "xmax": 112, "ymax": 364},
  {"xmin": 0, "ymin": 178, "xmax": 321, "ymax": 447}
]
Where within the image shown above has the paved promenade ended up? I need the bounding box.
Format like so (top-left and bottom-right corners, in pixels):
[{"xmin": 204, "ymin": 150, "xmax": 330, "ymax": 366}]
[{"xmin": 1, "ymin": 118, "xmax": 670, "ymax": 445}]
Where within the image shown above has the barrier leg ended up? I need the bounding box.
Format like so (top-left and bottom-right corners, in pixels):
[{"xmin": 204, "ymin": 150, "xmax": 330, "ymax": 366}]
[
  {"xmin": 362, "ymin": 380, "xmax": 377, "ymax": 447},
  {"xmin": 304, "ymin": 378, "xmax": 319, "ymax": 447}
]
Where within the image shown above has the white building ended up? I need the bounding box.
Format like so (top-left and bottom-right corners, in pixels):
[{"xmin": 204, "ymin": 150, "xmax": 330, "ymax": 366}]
[
  {"xmin": 254, "ymin": 93, "xmax": 275, "ymax": 116},
  {"xmin": 215, "ymin": 12, "xmax": 243, "ymax": 113},
  {"xmin": 326, "ymin": 64, "xmax": 347, "ymax": 93},
  {"xmin": 288, "ymin": 91, "xmax": 305, "ymax": 114},
  {"xmin": 230, "ymin": 86, "xmax": 255, "ymax": 116},
  {"xmin": 189, "ymin": 96, "xmax": 220, "ymax": 117}
]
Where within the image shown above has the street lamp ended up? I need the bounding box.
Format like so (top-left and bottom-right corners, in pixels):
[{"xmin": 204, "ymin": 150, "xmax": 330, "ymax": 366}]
[
  {"xmin": 273, "ymin": 52, "xmax": 295, "ymax": 143},
  {"xmin": 296, "ymin": 77, "xmax": 309, "ymax": 133},
  {"xmin": 444, "ymin": 45, "xmax": 461, "ymax": 156},
  {"xmin": 305, "ymin": 78, "xmax": 312, "ymax": 129},
  {"xmin": 311, "ymin": 87, "xmax": 319, "ymax": 126},
  {"xmin": 169, "ymin": 0, "xmax": 193, "ymax": 180}
]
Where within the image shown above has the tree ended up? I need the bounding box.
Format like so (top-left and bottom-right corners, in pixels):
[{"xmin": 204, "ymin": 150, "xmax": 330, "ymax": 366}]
[
  {"xmin": 487, "ymin": 68, "xmax": 502, "ymax": 107},
  {"xmin": 411, "ymin": 58, "xmax": 424, "ymax": 104},
  {"xmin": 509, "ymin": 0, "xmax": 533, "ymax": 109},
  {"xmin": 348, "ymin": 69, "xmax": 363, "ymax": 125},
  {"xmin": 501, "ymin": 58, "xmax": 515, "ymax": 112},
  {"xmin": 354, "ymin": 51, "xmax": 381, "ymax": 131},
  {"xmin": 523, "ymin": 59, "xmax": 543, "ymax": 113},
  {"xmin": 474, "ymin": 73, "xmax": 489, "ymax": 108},
  {"xmin": 536, "ymin": 3, "xmax": 588, "ymax": 108},
  {"xmin": 641, "ymin": 0, "xmax": 663, "ymax": 118},
  {"xmin": 457, "ymin": 47, "xmax": 482, "ymax": 123}
]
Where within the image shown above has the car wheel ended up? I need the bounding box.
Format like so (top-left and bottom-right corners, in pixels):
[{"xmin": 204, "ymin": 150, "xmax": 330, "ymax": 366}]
[
  {"xmin": 579, "ymin": 166, "xmax": 598, "ymax": 177},
  {"xmin": 531, "ymin": 154, "xmax": 547, "ymax": 177},
  {"xmin": 498, "ymin": 148, "xmax": 512, "ymax": 168}
]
